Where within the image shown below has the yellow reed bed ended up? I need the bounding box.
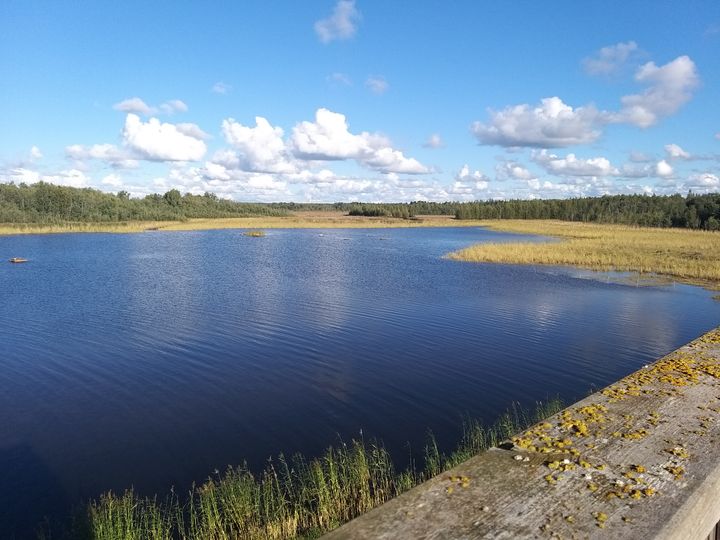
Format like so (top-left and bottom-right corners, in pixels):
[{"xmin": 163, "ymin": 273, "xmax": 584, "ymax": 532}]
[
  {"xmin": 449, "ymin": 220, "xmax": 720, "ymax": 287},
  {"xmin": 0, "ymin": 214, "xmax": 479, "ymax": 235},
  {"xmin": 0, "ymin": 221, "xmax": 170, "ymax": 235}
]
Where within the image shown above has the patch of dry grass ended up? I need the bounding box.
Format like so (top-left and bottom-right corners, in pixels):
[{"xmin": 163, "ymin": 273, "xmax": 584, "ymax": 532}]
[
  {"xmin": 154, "ymin": 214, "xmax": 476, "ymax": 230},
  {"xmin": 0, "ymin": 213, "xmax": 480, "ymax": 235},
  {"xmin": 0, "ymin": 221, "xmax": 170, "ymax": 235},
  {"xmin": 449, "ymin": 220, "xmax": 720, "ymax": 288}
]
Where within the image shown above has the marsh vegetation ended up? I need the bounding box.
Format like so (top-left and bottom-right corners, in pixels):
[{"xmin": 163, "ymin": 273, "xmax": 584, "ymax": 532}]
[
  {"xmin": 450, "ymin": 220, "xmax": 720, "ymax": 288},
  {"xmin": 70, "ymin": 402, "xmax": 561, "ymax": 540}
]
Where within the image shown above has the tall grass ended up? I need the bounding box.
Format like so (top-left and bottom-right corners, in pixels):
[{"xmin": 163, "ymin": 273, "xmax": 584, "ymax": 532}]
[
  {"xmin": 77, "ymin": 400, "xmax": 561, "ymax": 540},
  {"xmin": 449, "ymin": 220, "xmax": 720, "ymax": 287}
]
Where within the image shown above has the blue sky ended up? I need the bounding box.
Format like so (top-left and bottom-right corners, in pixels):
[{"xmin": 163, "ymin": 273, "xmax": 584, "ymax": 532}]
[{"xmin": 1, "ymin": 1, "xmax": 719, "ymax": 202}]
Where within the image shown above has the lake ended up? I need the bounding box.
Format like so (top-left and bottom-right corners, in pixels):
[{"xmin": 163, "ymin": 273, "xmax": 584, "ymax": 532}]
[{"xmin": 1, "ymin": 227, "xmax": 719, "ymax": 536}]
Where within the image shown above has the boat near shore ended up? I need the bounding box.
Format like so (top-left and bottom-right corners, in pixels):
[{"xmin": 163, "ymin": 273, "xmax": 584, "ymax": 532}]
[{"xmin": 9, "ymin": 258, "xmax": 28, "ymax": 263}]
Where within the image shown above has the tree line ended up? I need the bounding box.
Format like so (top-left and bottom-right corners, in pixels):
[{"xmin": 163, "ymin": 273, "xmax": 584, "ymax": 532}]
[
  {"xmin": 453, "ymin": 193, "xmax": 720, "ymax": 230},
  {"xmin": 1, "ymin": 182, "xmax": 719, "ymax": 229},
  {"xmin": 0, "ymin": 182, "xmax": 285, "ymax": 223},
  {"xmin": 340, "ymin": 194, "xmax": 720, "ymax": 230}
]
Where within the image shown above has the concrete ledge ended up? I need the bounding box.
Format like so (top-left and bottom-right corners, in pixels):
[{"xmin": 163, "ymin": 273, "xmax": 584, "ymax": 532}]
[{"xmin": 324, "ymin": 328, "xmax": 720, "ymax": 539}]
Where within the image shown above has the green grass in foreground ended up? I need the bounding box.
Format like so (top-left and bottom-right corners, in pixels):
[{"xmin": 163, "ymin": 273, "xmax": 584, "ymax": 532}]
[{"xmin": 48, "ymin": 400, "xmax": 561, "ymax": 540}]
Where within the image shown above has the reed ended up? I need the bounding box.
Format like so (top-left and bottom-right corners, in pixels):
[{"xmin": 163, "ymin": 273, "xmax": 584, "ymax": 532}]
[
  {"xmin": 449, "ymin": 220, "xmax": 720, "ymax": 288},
  {"xmin": 0, "ymin": 214, "xmax": 483, "ymax": 235},
  {"xmin": 78, "ymin": 400, "xmax": 562, "ymax": 540},
  {"xmin": 243, "ymin": 230, "xmax": 266, "ymax": 237},
  {"xmin": 0, "ymin": 221, "xmax": 173, "ymax": 235}
]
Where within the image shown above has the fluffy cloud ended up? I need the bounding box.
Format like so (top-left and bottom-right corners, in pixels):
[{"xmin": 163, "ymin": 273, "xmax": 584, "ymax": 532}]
[
  {"xmin": 456, "ymin": 164, "xmax": 488, "ymax": 182},
  {"xmin": 665, "ymin": 143, "xmax": 690, "ymax": 160},
  {"xmin": 612, "ymin": 56, "xmax": 699, "ymax": 128},
  {"xmin": 686, "ymin": 172, "xmax": 719, "ymax": 190},
  {"xmin": 655, "ymin": 159, "xmax": 673, "ymax": 177},
  {"xmin": 113, "ymin": 97, "xmax": 188, "ymax": 116},
  {"xmin": 582, "ymin": 41, "xmax": 638, "ymax": 76},
  {"xmin": 619, "ymin": 160, "xmax": 674, "ymax": 178},
  {"xmin": 113, "ymin": 97, "xmax": 154, "ymax": 115},
  {"xmin": 101, "ymin": 174, "xmax": 123, "ymax": 187},
  {"xmin": 158, "ymin": 99, "xmax": 188, "ymax": 115},
  {"xmin": 423, "ymin": 134, "xmax": 444, "ymax": 148},
  {"xmin": 524, "ymin": 176, "xmax": 617, "ymax": 198},
  {"xmin": 496, "ymin": 160, "xmax": 534, "ymax": 181},
  {"xmin": 4, "ymin": 168, "xmax": 91, "ymax": 188},
  {"xmin": 455, "ymin": 164, "xmax": 489, "ymax": 191},
  {"xmin": 473, "ymin": 55, "xmax": 699, "ymax": 148},
  {"xmin": 291, "ymin": 108, "xmax": 428, "ymax": 173},
  {"xmin": 219, "ymin": 116, "xmax": 296, "ymax": 173},
  {"xmin": 365, "ymin": 76, "xmax": 388, "ymax": 94},
  {"xmin": 472, "ymin": 97, "xmax": 602, "ymax": 148},
  {"xmin": 314, "ymin": 0, "xmax": 360, "ymax": 43},
  {"xmin": 532, "ymin": 149, "xmax": 618, "ymax": 176},
  {"xmin": 176, "ymin": 123, "xmax": 211, "ymax": 140},
  {"xmin": 121, "ymin": 114, "xmax": 207, "ymax": 161},
  {"xmin": 65, "ymin": 143, "xmax": 139, "ymax": 169},
  {"xmin": 30, "ymin": 146, "xmax": 43, "ymax": 160},
  {"xmin": 211, "ymin": 82, "xmax": 231, "ymax": 95}
]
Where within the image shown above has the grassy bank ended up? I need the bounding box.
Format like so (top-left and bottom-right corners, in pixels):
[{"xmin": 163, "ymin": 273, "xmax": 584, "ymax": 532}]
[
  {"xmin": 449, "ymin": 220, "xmax": 720, "ymax": 288},
  {"xmin": 0, "ymin": 213, "xmax": 482, "ymax": 235},
  {"xmin": 0, "ymin": 221, "xmax": 173, "ymax": 235},
  {"xmin": 55, "ymin": 401, "xmax": 561, "ymax": 540}
]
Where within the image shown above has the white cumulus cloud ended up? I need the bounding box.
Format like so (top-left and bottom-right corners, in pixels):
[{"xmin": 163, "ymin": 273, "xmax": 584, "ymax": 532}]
[
  {"xmin": 158, "ymin": 99, "xmax": 188, "ymax": 115},
  {"xmin": 686, "ymin": 172, "xmax": 719, "ymax": 190},
  {"xmin": 613, "ymin": 56, "xmax": 699, "ymax": 128},
  {"xmin": 291, "ymin": 108, "xmax": 428, "ymax": 174},
  {"xmin": 582, "ymin": 41, "xmax": 638, "ymax": 76},
  {"xmin": 423, "ymin": 134, "xmax": 444, "ymax": 148},
  {"xmin": 655, "ymin": 159, "xmax": 673, "ymax": 177},
  {"xmin": 454, "ymin": 164, "xmax": 489, "ymax": 192},
  {"xmin": 102, "ymin": 174, "xmax": 123, "ymax": 187},
  {"xmin": 315, "ymin": 0, "xmax": 360, "ymax": 43},
  {"xmin": 495, "ymin": 161, "xmax": 534, "ymax": 181},
  {"xmin": 113, "ymin": 97, "xmax": 154, "ymax": 115},
  {"xmin": 532, "ymin": 149, "xmax": 618, "ymax": 176},
  {"xmin": 219, "ymin": 116, "xmax": 296, "ymax": 173},
  {"xmin": 30, "ymin": 146, "xmax": 43, "ymax": 160},
  {"xmin": 472, "ymin": 97, "xmax": 602, "ymax": 148},
  {"xmin": 619, "ymin": 160, "xmax": 674, "ymax": 178},
  {"xmin": 121, "ymin": 114, "xmax": 207, "ymax": 161},
  {"xmin": 65, "ymin": 143, "xmax": 139, "ymax": 169},
  {"xmin": 664, "ymin": 143, "xmax": 690, "ymax": 160}
]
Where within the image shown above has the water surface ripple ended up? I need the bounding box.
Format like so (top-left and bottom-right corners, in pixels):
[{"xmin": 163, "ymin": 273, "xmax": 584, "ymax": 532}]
[{"xmin": 1, "ymin": 227, "xmax": 719, "ymax": 536}]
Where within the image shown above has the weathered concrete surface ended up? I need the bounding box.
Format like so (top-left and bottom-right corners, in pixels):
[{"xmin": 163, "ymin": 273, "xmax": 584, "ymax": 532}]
[{"xmin": 324, "ymin": 328, "xmax": 720, "ymax": 539}]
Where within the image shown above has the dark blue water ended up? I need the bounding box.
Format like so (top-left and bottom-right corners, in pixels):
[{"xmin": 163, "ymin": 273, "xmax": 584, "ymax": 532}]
[{"xmin": 1, "ymin": 227, "xmax": 719, "ymax": 536}]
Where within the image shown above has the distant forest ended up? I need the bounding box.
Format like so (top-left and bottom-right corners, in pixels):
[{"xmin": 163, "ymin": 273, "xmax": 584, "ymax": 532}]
[
  {"xmin": 1, "ymin": 181, "xmax": 719, "ymax": 230},
  {"xmin": 343, "ymin": 194, "xmax": 720, "ymax": 230}
]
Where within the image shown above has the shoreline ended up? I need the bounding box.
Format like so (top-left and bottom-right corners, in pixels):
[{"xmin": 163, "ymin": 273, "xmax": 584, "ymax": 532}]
[{"xmin": 0, "ymin": 213, "xmax": 480, "ymax": 235}]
